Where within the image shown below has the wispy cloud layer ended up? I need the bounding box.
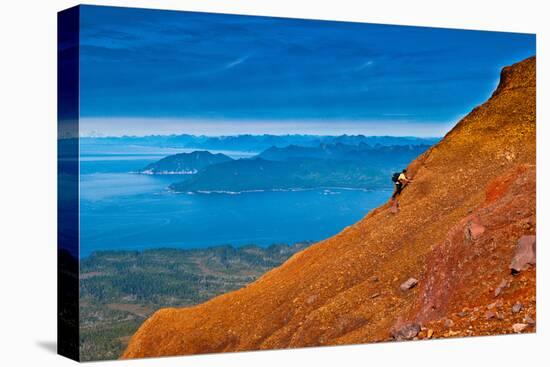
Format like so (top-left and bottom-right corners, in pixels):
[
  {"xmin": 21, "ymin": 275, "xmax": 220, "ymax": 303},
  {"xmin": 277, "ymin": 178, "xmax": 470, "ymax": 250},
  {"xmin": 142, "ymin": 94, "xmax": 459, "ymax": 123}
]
[
  {"xmin": 78, "ymin": 5, "xmax": 535, "ymax": 137},
  {"xmin": 224, "ymin": 56, "xmax": 249, "ymax": 70}
]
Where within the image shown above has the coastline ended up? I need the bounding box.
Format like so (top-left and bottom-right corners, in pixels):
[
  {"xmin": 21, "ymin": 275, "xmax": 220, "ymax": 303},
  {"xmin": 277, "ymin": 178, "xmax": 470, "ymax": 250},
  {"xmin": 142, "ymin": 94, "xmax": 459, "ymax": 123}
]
[{"xmin": 170, "ymin": 186, "xmax": 393, "ymax": 195}]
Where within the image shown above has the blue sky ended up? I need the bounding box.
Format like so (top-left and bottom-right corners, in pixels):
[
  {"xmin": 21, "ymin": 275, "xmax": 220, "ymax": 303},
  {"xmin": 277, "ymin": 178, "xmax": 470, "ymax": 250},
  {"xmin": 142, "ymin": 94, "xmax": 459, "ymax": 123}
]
[{"xmin": 78, "ymin": 5, "xmax": 535, "ymax": 137}]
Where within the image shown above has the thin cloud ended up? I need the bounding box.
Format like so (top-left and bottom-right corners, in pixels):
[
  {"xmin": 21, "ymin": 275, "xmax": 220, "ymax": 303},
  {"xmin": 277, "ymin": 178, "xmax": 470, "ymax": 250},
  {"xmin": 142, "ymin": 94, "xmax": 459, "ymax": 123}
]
[
  {"xmin": 354, "ymin": 60, "xmax": 374, "ymax": 71},
  {"xmin": 224, "ymin": 56, "xmax": 249, "ymax": 70},
  {"xmin": 78, "ymin": 6, "xmax": 536, "ymax": 133}
]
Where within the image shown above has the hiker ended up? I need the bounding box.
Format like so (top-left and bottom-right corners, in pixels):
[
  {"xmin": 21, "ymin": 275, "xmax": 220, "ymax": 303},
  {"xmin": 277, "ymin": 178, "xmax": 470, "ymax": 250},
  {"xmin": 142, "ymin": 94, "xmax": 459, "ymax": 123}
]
[{"xmin": 391, "ymin": 169, "xmax": 412, "ymax": 200}]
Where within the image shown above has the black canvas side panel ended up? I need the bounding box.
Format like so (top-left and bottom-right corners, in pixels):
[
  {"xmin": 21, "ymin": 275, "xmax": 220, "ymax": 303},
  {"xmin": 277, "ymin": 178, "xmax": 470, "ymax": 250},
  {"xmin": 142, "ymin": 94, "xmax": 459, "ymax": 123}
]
[{"xmin": 57, "ymin": 5, "xmax": 80, "ymax": 362}]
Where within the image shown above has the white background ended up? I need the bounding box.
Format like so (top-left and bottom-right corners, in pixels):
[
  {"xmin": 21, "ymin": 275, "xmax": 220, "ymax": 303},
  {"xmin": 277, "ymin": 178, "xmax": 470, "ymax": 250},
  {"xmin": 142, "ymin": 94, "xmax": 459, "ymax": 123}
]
[{"xmin": 0, "ymin": 0, "xmax": 547, "ymax": 365}]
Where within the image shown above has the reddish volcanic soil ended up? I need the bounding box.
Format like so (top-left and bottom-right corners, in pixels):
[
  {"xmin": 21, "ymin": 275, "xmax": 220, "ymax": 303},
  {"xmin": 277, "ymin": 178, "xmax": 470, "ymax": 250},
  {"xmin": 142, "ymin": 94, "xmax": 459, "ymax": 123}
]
[{"xmin": 122, "ymin": 56, "xmax": 536, "ymax": 359}]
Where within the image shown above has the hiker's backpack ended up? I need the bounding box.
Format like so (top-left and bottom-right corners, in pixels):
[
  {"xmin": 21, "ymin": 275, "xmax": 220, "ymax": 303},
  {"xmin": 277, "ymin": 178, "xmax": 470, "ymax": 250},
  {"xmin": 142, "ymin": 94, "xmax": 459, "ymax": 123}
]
[{"xmin": 391, "ymin": 172, "xmax": 400, "ymax": 183}]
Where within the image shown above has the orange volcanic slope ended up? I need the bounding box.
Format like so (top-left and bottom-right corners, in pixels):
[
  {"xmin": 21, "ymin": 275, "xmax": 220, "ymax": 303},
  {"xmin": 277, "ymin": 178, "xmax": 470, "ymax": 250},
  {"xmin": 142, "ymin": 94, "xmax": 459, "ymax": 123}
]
[{"xmin": 122, "ymin": 56, "xmax": 536, "ymax": 359}]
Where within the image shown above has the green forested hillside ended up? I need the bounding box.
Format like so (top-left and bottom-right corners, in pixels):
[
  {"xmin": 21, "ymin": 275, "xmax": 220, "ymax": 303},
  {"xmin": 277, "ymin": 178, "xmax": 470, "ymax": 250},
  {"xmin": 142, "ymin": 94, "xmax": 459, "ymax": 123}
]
[
  {"xmin": 79, "ymin": 243, "xmax": 309, "ymax": 361},
  {"xmin": 170, "ymin": 144, "xmax": 430, "ymax": 193}
]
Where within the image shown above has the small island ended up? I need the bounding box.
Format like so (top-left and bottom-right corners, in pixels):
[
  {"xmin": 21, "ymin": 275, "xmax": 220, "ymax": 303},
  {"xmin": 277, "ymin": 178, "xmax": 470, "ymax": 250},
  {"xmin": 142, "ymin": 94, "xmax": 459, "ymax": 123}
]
[{"xmin": 140, "ymin": 150, "xmax": 233, "ymax": 175}]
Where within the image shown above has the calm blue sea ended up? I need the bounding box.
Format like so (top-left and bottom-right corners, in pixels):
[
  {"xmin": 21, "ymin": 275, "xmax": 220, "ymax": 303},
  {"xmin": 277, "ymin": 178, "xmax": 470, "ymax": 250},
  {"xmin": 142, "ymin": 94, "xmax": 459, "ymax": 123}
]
[{"xmin": 79, "ymin": 153, "xmax": 390, "ymax": 258}]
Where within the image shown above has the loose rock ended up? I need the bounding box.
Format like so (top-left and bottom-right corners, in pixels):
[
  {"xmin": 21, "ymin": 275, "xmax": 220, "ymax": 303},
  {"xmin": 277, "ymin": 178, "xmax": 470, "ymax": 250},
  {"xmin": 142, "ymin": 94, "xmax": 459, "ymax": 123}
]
[
  {"xmin": 457, "ymin": 311, "xmax": 469, "ymax": 318},
  {"xmin": 400, "ymin": 278, "xmax": 419, "ymax": 292},
  {"xmin": 444, "ymin": 319, "xmax": 454, "ymax": 328},
  {"xmin": 390, "ymin": 322, "xmax": 421, "ymax": 341},
  {"xmin": 511, "ymin": 303, "xmax": 523, "ymax": 313},
  {"xmin": 512, "ymin": 323, "xmax": 528, "ymax": 333},
  {"xmin": 494, "ymin": 279, "xmax": 510, "ymax": 297},
  {"xmin": 465, "ymin": 219, "xmax": 485, "ymax": 241},
  {"xmin": 510, "ymin": 235, "xmax": 536, "ymax": 274}
]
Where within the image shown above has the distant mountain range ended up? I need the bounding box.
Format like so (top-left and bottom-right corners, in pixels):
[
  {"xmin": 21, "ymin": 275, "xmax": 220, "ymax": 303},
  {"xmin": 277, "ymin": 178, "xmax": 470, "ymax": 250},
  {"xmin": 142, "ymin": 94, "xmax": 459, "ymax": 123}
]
[
  {"xmin": 258, "ymin": 143, "xmax": 431, "ymax": 165},
  {"xmin": 147, "ymin": 142, "xmax": 431, "ymax": 193},
  {"xmin": 81, "ymin": 134, "xmax": 439, "ymax": 153}
]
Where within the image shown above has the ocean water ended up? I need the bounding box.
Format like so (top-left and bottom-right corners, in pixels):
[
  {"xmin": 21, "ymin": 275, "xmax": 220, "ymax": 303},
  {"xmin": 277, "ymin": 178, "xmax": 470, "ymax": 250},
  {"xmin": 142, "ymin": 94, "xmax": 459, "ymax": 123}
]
[{"xmin": 79, "ymin": 154, "xmax": 390, "ymax": 258}]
